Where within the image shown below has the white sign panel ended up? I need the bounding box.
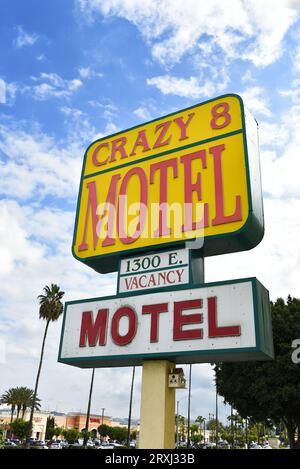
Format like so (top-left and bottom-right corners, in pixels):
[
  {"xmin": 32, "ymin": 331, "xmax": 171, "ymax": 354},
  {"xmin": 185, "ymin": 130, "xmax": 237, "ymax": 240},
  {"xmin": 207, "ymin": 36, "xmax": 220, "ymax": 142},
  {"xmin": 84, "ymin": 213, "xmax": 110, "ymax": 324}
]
[
  {"xmin": 118, "ymin": 249, "xmax": 190, "ymax": 293},
  {"xmin": 58, "ymin": 278, "xmax": 273, "ymax": 367}
]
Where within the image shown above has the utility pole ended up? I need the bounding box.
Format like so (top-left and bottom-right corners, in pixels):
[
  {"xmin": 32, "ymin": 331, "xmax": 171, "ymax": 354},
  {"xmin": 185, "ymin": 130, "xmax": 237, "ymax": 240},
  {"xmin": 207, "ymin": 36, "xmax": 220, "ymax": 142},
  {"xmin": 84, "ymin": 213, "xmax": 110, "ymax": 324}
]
[
  {"xmin": 187, "ymin": 364, "xmax": 192, "ymax": 449},
  {"xmin": 176, "ymin": 401, "xmax": 179, "ymax": 448},
  {"xmin": 127, "ymin": 366, "xmax": 135, "ymax": 447},
  {"xmin": 101, "ymin": 407, "xmax": 105, "ymax": 425},
  {"xmin": 215, "ymin": 385, "xmax": 218, "ymax": 448}
]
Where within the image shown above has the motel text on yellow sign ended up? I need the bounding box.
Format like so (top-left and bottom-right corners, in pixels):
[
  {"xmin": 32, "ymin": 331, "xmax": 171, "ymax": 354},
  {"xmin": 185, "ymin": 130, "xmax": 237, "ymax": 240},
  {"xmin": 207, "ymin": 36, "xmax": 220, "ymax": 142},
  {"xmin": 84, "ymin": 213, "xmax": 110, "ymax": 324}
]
[{"xmin": 72, "ymin": 94, "xmax": 264, "ymax": 273}]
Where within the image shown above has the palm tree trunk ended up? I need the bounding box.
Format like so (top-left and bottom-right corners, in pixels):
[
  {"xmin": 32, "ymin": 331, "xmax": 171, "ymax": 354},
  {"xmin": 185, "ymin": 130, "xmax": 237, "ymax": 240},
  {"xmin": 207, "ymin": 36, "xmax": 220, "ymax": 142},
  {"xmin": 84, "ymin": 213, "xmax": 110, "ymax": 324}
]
[
  {"xmin": 16, "ymin": 405, "xmax": 21, "ymax": 420},
  {"xmin": 127, "ymin": 366, "xmax": 135, "ymax": 447},
  {"xmin": 187, "ymin": 364, "xmax": 192, "ymax": 449},
  {"xmin": 26, "ymin": 319, "xmax": 50, "ymax": 448},
  {"xmin": 84, "ymin": 368, "xmax": 95, "ymax": 447},
  {"xmin": 10, "ymin": 405, "xmax": 15, "ymax": 423},
  {"xmin": 21, "ymin": 406, "xmax": 26, "ymax": 420}
]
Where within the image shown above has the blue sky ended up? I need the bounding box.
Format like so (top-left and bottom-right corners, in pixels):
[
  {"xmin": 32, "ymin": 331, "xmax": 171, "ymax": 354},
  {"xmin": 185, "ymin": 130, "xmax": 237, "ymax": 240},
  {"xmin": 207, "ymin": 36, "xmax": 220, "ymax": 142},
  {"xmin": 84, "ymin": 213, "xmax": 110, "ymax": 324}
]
[{"xmin": 1, "ymin": 0, "xmax": 300, "ymax": 424}]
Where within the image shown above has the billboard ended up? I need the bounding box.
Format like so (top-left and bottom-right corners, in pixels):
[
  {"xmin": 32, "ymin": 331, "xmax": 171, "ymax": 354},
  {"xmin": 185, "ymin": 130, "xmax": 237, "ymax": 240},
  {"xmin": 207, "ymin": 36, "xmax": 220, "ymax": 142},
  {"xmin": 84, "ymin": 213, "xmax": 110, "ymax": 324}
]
[
  {"xmin": 58, "ymin": 278, "xmax": 273, "ymax": 368},
  {"xmin": 72, "ymin": 94, "xmax": 264, "ymax": 273}
]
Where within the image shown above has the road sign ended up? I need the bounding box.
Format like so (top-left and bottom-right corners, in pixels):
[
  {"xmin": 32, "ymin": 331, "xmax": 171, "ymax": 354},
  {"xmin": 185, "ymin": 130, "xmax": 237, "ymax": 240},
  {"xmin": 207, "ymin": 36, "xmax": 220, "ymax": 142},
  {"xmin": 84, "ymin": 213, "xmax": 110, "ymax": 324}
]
[
  {"xmin": 72, "ymin": 94, "xmax": 264, "ymax": 273},
  {"xmin": 58, "ymin": 277, "xmax": 273, "ymax": 368},
  {"xmin": 118, "ymin": 248, "xmax": 191, "ymax": 293}
]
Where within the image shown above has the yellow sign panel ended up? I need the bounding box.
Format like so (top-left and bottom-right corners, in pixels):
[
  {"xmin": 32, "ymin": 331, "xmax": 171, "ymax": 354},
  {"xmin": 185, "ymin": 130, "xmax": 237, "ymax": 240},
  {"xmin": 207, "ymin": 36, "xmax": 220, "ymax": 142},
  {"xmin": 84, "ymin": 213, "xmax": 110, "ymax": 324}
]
[{"xmin": 72, "ymin": 94, "xmax": 264, "ymax": 273}]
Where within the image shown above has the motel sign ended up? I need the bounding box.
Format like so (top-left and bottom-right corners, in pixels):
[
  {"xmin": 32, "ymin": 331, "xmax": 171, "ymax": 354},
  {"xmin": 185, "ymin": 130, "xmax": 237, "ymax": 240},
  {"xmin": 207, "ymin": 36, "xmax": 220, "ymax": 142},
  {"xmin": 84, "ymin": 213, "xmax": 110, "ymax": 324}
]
[
  {"xmin": 72, "ymin": 94, "xmax": 264, "ymax": 274},
  {"xmin": 59, "ymin": 94, "xmax": 273, "ymax": 448}
]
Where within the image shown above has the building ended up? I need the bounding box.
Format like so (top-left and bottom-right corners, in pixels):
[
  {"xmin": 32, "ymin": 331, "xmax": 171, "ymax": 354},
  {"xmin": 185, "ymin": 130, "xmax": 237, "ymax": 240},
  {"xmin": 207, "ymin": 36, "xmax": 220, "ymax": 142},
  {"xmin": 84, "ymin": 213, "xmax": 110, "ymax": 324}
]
[
  {"xmin": 65, "ymin": 412, "xmax": 112, "ymax": 432},
  {"xmin": 0, "ymin": 409, "xmax": 49, "ymax": 440}
]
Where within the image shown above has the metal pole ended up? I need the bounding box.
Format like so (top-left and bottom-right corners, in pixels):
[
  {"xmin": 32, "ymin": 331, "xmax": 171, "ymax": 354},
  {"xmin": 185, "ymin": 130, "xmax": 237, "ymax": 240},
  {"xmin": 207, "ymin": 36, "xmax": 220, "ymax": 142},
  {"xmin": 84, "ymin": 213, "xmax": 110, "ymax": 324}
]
[
  {"xmin": 215, "ymin": 384, "xmax": 218, "ymax": 448},
  {"xmin": 101, "ymin": 407, "xmax": 105, "ymax": 425},
  {"xmin": 127, "ymin": 366, "xmax": 135, "ymax": 447},
  {"xmin": 187, "ymin": 364, "xmax": 192, "ymax": 449},
  {"xmin": 84, "ymin": 368, "xmax": 95, "ymax": 447},
  {"xmin": 203, "ymin": 418, "xmax": 206, "ymax": 444},
  {"xmin": 176, "ymin": 401, "xmax": 179, "ymax": 448},
  {"xmin": 231, "ymin": 406, "xmax": 234, "ymax": 449}
]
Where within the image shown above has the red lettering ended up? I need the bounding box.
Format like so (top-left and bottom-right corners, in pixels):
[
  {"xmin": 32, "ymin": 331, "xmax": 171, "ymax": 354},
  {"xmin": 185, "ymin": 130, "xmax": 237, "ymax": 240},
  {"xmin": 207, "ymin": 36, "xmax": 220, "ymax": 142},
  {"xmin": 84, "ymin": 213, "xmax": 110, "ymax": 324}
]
[
  {"xmin": 181, "ymin": 150, "xmax": 209, "ymax": 232},
  {"xmin": 138, "ymin": 274, "xmax": 147, "ymax": 288},
  {"xmin": 150, "ymin": 158, "xmax": 178, "ymax": 236},
  {"xmin": 111, "ymin": 306, "xmax": 137, "ymax": 346},
  {"xmin": 166, "ymin": 270, "xmax": 175, "ymax": 284},
  {"xmin": 118, "ymin": 167, "xmax": 148, "ymax": 244},
  {"xmin": 92, "ymin": 142, "xmax": 110, "ymax": 167},
  {"xmin": 100, "ymin": 173, "xmax": 121, "ymax": 247},
  {"xmin": 173, "ymin": 113, "xmax": 195, "ymax": 140},
  {"xmin": 142, "ymin": 303, "xmax": 168, "ymax": 343},
  {"xmin": 78, "ymin": 181, "xmax": 99, "ymax": 251},
  {"xmin": 110, "ymin": 137, "xmax": 128, "ymax": 162},
  {"xmin": 173, "ymin": 299, "xmax": 203, "ymax": 341},
  {"xmin": 210, "ymin": 144, "xmax": 242, "ymax": 226},
  {"xmin": 130, "ymin": 130, "xmax": 151, "ymax": 156},
  {"xmin": 208, "ymin": 297, "xmax": 241, "ymax": 337},
  {"xmin": 79, "ymin": 309, "xmax": 108, "ymax": 347},
  {"xmin": 153, "ymin": 121, "xmax": 172, "ymax": 149}
]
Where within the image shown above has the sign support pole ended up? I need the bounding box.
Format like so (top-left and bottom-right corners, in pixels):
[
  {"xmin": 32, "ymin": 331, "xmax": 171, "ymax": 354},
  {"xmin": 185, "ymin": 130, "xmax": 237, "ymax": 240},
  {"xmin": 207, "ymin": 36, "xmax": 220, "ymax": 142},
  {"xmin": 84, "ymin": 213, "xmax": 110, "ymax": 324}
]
[{"xmin": 139, "ymin": 252, "xmax": 204, "ymax": 449}]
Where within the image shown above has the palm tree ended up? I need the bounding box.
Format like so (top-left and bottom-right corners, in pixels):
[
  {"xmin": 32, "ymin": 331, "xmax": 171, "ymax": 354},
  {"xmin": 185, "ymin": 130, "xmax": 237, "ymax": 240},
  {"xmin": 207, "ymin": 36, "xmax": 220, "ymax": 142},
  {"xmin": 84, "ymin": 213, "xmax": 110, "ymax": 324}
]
[
  {"xmin": 0, "ymin": 388, "xmax": 18, "ymax": 422},
  {"xmin": 26, "ymin": 283, "xmax": 65, "ymax": 447},
  {"xmin": 19, "ymin": 387, "xmax": 41, "ymax": 420},
  {"xmin": 195, "ymin": 415, "xmax": 205, "ymax": 440},
  {"xmin": 0, "ymin": 387, "xmax": 40, "ymax": 423},
  {"xmin": 83, "ymin": 367, "xmax": 95, "ymax": 448},
  {"xmin": 127, "ymin": 366, "xmax": 135, "ymax": 447}
]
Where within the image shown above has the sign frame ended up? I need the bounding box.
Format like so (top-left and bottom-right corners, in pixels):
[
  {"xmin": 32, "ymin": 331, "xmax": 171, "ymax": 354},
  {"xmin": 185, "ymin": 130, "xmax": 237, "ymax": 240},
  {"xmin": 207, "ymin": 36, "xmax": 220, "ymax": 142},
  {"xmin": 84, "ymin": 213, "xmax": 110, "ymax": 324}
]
[
  {"xmin": 72, "ymin": 93, "xmax": 264, "ymax": 274},
  {"xmin": 57, "ymin": 277, "xmax": 273, "ymax": 368},
  {"xmin": 116, "ymin": 247, "xmax": 193, "ymax": 294}
]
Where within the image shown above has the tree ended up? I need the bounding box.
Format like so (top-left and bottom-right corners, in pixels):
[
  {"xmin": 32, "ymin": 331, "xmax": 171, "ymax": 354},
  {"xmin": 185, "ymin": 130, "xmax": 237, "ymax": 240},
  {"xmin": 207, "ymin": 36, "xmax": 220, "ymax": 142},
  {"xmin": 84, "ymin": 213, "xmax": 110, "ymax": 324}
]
[
  {"xmin": 0, "ymin": 387, "xmax": 40, "ymax": 422},
  {"xmin": 111, "ymin": 426, "xmax": 127, "ymax": 443},
  {"xmin": 0, "ymin": 388, "xmax": 18, "ymax": 422},
  {"xmin": 53, "ymin": 427, "xmax": 64, "ymax": 439},
  {"xmin": 215, "ymin": 296, "xmax": 300, "ymax": 448},
  {"xmin": 0, "ymin": 428, "xmax": 4, "ymax": 448},
  {"xmin": 45, "ymin": 417, "xmax": 55, "ymax": 440},
  {"xmin": 83, "ymin": 368, "xmax": 95, "ymax": 447},
  {"xmin": 98, "ymin": 424, "xmax": 113, "ymax": 439},
  {"xmin": 62, "ymin": 428, "xmax": 80, "ymax": 442},
  {"xmin": 190, "ymin": 424, "xmax": 201, "ymax": 443},
  {"xmin": 195, "ymin": 416, "xmax": 205, "ymax": 440},
  {"xmin": 26, "ymin": 284, "xmax": 65, "ymax": 447},
  {"xmin": 10, "ymin": 419, "xmax": 30, "ymax": 441}
]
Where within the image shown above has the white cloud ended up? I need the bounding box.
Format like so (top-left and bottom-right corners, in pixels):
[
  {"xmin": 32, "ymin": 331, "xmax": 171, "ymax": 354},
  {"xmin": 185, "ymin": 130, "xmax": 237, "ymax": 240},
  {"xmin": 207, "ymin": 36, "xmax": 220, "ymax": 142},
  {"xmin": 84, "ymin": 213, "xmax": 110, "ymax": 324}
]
[
  {"xmin": 78, "ymin": 0, "xmax": 298, "ymax": 68},
  {"xmin": 25, "ymin": 73, "xmax": 83, "ymax": 100},
  {"xmin": 0, "ymin": 121, "xmax": 84, "ymax": 201},
  {"xmin": 147, "ymin": 75, "xmax": 215, "ymax": 99},
  {"xmin": 240, "ymin": 86, "xmax": 271, "ymax": 116},
  {"xmin": 280, "ymin": 79, "xmax": 300, "ymax": 102},
  {"xmin": 133, "ymin": 107, "xmax": 152, "ymax": 121},
  {"xmin": 0, "ymin": 79, "xmax": 6, "ymax": 103},
  {"xmin": 13, "ymin": 25, "xmax": 39, "ymax": 49},
  {"xmin": 78, "ymin": 67, "xmax": 104, "ymax": 79}
]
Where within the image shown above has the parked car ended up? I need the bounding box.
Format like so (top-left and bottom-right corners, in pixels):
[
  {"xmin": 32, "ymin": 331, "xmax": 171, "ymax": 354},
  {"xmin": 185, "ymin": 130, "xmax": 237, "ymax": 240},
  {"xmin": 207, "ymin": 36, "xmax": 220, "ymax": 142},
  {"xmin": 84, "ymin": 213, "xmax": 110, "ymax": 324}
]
[
  {"xmin": 4, "ymin": 441, "xmax": 17, "ymax": 446},
  {"xmin": 49, "ymin": 442, "xmax": 62, "ymax": 450},
  {"xmin": 98, "ymin": 442, "xmax": 115, "ymax": 449}
]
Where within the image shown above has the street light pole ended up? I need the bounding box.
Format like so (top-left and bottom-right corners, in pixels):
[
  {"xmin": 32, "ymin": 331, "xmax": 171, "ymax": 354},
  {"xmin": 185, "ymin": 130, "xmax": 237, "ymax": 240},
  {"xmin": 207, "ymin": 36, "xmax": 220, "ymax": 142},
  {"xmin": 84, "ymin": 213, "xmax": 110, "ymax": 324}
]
[
  {"xmin": 176, "ymin": 400, "xmax": 179, "ymax": 448},
  {"xmin": 101, "ymin": 407, "xmax": 105, "ymax": 425}
]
